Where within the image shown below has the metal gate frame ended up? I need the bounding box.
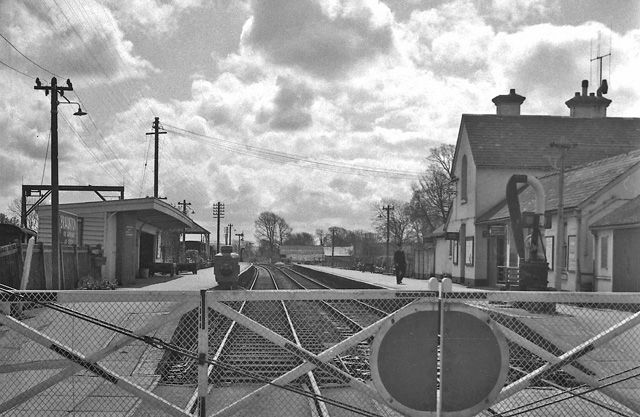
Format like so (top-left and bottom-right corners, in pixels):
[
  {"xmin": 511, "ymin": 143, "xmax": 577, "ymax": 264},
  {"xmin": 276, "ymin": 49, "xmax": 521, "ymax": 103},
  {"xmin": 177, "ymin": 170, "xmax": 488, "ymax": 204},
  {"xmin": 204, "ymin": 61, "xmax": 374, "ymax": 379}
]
[{"xmin": 2, "ymin": 290, "xmax": 640, "ymax": 416}]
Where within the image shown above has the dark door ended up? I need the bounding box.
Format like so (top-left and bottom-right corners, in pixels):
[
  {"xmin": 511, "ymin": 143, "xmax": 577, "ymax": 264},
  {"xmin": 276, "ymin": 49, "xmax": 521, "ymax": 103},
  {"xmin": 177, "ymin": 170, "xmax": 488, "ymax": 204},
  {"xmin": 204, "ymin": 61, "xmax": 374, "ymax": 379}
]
[
  {"xmin": 487, "ymin": 236, "xmax": 505, "ymax": 287},
  {"xmin": 139, "ymin": 232, "xmax": 155, "ymax": 270},
  {"xmin": 613, "ymin": 228, "xmax": 640, "ymax": 292}
]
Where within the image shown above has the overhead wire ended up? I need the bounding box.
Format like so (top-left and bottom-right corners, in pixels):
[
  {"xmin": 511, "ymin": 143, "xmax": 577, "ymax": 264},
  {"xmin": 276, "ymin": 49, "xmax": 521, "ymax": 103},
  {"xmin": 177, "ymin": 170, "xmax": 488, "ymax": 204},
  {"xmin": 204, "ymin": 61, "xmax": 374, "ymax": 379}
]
[
  {"xmin": 0, "ymin": 58, "xmax": 34, "ymax": 79},
  {"xmin": 40, "ymin": 133, "xmax": 51, "ymax": 186},
  {"xmin": 164, "ymin": 124, "xmax": 423, "ymax": 180},
  {"xmin": 59, "ymin": 113, "xmax": 121, "ymax": 184},
  {"xmin": 0, "ymin": 14, "xmax": 140, "ymax": 189}
]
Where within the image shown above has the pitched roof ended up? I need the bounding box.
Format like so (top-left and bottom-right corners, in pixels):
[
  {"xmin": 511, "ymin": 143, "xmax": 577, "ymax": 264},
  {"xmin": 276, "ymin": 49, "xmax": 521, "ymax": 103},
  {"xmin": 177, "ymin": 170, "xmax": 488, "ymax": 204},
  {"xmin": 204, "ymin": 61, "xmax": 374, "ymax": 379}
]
[
  {"xmin": 460, "ymin": 115, "xmax": 640, "ymax": 170},
  {"xmin": 478, "ymin": 150, "xmax": 640, "ymax": 223},
  {"xmin": 591, "ymin": 196, "xmax": 640, "ymax": 229}
]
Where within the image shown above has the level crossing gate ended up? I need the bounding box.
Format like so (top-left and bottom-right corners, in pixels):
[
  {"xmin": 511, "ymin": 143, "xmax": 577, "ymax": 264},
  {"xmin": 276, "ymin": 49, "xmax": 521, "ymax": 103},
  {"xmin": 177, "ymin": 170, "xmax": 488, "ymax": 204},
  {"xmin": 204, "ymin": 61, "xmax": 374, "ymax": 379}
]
[{"xmin": 1, "ymin": 287, "xmax": 640, "ymax": 416}]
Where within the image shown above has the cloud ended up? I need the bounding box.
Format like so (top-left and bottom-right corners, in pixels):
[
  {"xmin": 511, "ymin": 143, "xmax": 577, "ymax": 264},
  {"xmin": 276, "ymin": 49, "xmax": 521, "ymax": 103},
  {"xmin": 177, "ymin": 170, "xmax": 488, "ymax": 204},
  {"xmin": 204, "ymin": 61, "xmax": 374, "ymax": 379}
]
[
  {"xmin": 267, "ymin": 76, "xmax": 315, "ymax": 130},
  {"xmin": 103, "ymin": 0, "xmax": 204, "ymax": 35},
  {"xmin": 481, "ymin": 0, "xmax": 558, "ymax": 27},
  {"xmin": 241, "ymin": 0, "xmax": 395, "ymax": 78},
  {"xmin": 1, "ymin": 1, "xmax": 155, "ymax": 82}
]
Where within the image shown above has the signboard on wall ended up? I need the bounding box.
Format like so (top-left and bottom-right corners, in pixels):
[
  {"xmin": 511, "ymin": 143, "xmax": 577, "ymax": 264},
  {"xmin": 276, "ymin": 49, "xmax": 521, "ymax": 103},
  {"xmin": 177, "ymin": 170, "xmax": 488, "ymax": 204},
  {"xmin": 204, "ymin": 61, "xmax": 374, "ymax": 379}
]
[{"xmin": 59, "ymin": 210, "xmax": 78, "ymax": 245}]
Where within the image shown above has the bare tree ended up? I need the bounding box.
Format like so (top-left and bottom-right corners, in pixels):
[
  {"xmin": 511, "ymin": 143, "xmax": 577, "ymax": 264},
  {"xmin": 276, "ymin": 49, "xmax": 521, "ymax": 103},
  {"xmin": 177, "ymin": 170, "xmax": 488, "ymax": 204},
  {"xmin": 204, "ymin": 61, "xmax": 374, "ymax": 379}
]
[
  {"xmin": 0, "ymin": 212, "xmax": 19, "ymax": 225},
  {"xmin": 411, "ymin": 144, "xmax": 456, "ymax": 236},
  {"xmin": 427, "ymin": 143, "xmax": 455, "ymax": 176},
  {"xmin": 372, "ymin": 199, "xmax": 412, "ymax": 246},
  {"xmin": 276, "ymin": 216, "xmax": 292, "ymax": 245},
  {"xmin": 254, "ymin": 211, "xmax": 280, "ymax": 253},
  {"xmin": 284, "ymin": 232, "xmax": 315, "ymax": 245},
  {"xmin": 8, "ymin": 198, "xmax": 38, "ymax": 230},
  {"xmin": 255, "ymin": 211, "xmax": 292, "ymax": 254}
]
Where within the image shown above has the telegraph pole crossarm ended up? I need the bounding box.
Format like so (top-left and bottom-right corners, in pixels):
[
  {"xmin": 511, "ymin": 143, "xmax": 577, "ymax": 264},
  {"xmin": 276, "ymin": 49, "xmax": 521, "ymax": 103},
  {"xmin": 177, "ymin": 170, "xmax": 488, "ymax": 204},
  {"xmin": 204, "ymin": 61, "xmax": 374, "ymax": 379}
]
[
  {"xmin": 212, "ymin": 202, "xmax": 225, "ymax": 254},
  {"xmin": 145, "ymin": 117, "xmax": 167, "ymax": 199}
]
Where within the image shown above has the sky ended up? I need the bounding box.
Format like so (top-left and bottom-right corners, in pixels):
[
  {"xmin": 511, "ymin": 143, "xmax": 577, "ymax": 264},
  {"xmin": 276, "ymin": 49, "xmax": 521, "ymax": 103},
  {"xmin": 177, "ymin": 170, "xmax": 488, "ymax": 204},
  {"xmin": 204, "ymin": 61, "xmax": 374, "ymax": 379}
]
[{"xmin": 1, "ymin": 0, "xmax": 639, "ymax": 244}]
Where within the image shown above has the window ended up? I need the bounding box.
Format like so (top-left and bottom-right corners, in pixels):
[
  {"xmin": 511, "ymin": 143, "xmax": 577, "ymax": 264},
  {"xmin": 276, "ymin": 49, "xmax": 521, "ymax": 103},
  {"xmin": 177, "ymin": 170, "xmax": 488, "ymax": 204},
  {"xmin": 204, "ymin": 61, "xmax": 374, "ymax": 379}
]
[
  {"xmin": 465, "ymin": 237, "xmax": 474, "ymax": 266},
  {"xmin": 600, "ymin": 235, "xmax": 609, "ymax": 269},
  {"xmin": 460, "ymin": 155, "xmax": 468, "ymax": 203}
]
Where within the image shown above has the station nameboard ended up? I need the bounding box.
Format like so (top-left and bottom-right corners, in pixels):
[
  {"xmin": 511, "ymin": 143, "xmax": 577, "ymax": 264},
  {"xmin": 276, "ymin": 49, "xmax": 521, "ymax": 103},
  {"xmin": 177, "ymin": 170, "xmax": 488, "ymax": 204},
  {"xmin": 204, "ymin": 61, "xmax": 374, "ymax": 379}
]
[{"xmin": 59, "ymin": 210, "xmax": 78, "ymax": 245}]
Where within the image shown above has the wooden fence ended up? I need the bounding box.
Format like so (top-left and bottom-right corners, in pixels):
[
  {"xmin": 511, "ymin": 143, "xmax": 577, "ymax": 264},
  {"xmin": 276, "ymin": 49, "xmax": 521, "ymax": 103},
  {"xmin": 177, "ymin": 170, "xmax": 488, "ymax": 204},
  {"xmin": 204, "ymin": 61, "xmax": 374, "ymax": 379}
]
[{"xmin": 0, "ymin": 243, "xmax": 94, "ymax": 290}]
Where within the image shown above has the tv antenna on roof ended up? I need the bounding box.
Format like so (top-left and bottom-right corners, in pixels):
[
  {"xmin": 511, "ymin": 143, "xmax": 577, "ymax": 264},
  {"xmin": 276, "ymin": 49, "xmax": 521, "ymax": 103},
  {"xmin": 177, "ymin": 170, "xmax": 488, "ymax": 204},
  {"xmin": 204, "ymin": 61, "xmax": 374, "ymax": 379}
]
[{"xmin": 590, "ymin": 29, "xmax": 612, "ymax": 89}]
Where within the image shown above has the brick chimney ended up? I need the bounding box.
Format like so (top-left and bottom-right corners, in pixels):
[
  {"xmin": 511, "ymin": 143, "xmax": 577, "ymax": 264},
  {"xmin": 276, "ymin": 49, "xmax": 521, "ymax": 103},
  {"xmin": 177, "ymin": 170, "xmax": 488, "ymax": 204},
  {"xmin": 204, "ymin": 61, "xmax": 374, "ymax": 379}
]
[
  {"xmin": 492, "ymin": 89, "xmax": 526, "ymax": 116},
  {"xmin": 565, "ymin": 79, "xmax": 611, "ymax": 118}
]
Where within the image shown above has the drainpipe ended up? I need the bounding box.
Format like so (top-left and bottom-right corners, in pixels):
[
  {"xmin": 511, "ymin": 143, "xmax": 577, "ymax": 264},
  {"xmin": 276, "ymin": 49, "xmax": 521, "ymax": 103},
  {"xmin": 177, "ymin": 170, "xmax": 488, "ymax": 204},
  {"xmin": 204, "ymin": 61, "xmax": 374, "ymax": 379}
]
[{"xmin": 575, "ymin": 209, "xmax": 582, "ymax": 291}]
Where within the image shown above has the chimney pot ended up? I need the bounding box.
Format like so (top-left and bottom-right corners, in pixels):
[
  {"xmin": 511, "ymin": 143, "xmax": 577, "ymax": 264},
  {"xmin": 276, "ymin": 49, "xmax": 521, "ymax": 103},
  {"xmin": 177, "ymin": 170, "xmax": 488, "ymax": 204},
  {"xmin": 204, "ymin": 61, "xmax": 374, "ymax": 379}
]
[
  {"xmin": 492, "ymin": 89, "xmax": 525, "ymax": 116},
  {"xmin": 581, "ymin": 80, "xmax": 588, "ymax": 96},
  {"xmin": 566, "ymin": 80, "xmax": 611, "ymax": 118}
]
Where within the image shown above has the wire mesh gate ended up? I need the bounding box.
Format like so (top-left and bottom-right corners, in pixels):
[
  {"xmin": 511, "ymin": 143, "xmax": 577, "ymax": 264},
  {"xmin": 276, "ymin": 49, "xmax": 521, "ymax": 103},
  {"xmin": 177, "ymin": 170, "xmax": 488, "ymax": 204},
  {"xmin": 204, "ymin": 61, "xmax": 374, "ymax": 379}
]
[{"xmin": 1, "ymin": 289, "xmax": 640, "ymax": 416}]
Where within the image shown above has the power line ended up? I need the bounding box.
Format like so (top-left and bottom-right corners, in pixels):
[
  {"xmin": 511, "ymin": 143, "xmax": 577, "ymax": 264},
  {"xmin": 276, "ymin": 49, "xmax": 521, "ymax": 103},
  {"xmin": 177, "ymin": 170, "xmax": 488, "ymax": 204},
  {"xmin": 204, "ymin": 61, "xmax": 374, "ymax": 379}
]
[
  {"xmin": 0, "ymin": 58, "xmax": 34, "ymax": 78},
  {"xmin": 0, "ymin": 28, "xmax": 134, "ymax": 185},
  {"xmin": 0, "ymin": 32, "xmax": 61, "ymax": 78},
  {"xmin": 164, "ymin": 124, "xmax": 423, "ymax": 179}
]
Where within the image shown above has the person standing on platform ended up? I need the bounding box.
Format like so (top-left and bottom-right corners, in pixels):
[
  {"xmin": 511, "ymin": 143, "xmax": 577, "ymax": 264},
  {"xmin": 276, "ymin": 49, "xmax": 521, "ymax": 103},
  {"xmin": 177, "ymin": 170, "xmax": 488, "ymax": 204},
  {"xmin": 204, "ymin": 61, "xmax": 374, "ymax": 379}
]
[{"xmin": 393, "ymin": 244, "xmax": 406, "ymax": 285}]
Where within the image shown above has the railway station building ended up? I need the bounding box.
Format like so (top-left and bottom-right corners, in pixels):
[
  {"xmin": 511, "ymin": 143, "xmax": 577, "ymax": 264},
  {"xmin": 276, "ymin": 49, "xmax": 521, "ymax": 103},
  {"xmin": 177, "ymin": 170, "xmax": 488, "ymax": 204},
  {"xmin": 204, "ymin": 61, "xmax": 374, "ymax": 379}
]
[
  {"xmin": 37, "ymin": 197, "xmax": 208, "ymax": 286},
  {"xmin": 436, "ymin": 81, "xmax": 640, "ymax": 291}
]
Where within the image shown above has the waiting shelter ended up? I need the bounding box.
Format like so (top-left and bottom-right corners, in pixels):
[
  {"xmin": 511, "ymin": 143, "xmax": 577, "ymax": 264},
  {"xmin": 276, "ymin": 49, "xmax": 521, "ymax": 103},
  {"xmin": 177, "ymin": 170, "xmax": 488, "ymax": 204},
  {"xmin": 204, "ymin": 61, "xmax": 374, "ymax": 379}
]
[{"xmin": 37, "ymin": 198, "xmax": 208, "ymax": 286}]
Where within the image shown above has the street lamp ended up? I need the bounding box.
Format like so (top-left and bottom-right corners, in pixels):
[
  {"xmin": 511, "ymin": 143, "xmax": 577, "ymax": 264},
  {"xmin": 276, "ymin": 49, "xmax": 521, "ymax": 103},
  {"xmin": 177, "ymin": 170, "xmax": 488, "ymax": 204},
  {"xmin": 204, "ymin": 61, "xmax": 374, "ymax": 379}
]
[
  {"xmin": 34, "ymin": 77, "xmax": 87, "ymax": 290},
  {"xmin": 235, "ymin": 232, "xmax": 244, "ymax": 261}
]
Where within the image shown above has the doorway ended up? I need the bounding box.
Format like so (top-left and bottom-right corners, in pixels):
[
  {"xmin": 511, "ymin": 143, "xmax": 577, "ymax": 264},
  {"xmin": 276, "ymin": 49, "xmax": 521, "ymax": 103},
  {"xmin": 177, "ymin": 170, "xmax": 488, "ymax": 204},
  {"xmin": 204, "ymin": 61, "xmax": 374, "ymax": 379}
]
[
  {"xmin": 487, "ymin": 236, "xmax": 506, "ymax": 287},
  {"xmin": 139, "ymin": 232, "xmax": 155, "ymax": 273}
]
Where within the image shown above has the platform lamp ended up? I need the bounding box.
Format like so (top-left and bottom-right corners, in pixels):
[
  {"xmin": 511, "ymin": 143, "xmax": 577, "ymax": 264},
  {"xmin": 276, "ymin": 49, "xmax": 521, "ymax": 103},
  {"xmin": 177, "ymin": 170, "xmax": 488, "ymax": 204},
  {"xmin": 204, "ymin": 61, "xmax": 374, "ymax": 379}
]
[{"xmin": 34, "ymin": 77, "xmax": 87, "ymax": 290}]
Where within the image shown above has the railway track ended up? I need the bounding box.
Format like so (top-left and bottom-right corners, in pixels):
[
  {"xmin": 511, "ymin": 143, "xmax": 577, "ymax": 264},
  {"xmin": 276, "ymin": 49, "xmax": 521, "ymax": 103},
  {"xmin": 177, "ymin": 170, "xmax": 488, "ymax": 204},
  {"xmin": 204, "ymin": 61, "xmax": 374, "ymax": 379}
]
[{"xmin": 155, "ymin": 264, "xmax": 401, "ymax": 416}]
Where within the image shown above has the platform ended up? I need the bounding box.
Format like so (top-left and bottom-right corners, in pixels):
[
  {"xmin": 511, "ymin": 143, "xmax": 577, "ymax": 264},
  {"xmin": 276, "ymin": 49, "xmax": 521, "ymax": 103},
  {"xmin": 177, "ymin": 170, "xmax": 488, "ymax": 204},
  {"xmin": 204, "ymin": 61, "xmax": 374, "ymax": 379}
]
[{"xmin": 298, "ymin": 264, "xmax": 481, "ymax": 292}]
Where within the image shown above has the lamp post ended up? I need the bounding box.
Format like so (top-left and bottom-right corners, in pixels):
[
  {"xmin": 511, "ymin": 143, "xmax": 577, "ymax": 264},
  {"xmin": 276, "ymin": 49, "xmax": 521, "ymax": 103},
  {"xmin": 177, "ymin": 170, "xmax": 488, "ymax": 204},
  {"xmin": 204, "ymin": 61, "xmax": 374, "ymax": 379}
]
[
  {"xmin": 235, "ymin": 232, "xmax": 244, "ymax": 260},
  {"xmin": 34, "ymin": 77, "xmax": 86, "ymax": 290},
  {"xmin": 381, "ymin": 205, "xmax": 394, "ymax": 272}
]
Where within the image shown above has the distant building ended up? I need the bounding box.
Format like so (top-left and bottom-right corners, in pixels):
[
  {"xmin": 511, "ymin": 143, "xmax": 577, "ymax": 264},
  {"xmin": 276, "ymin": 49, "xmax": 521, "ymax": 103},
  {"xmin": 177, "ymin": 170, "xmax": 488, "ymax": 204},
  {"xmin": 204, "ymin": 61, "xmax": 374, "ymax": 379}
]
[
  {"xmin": 324, "ymin": 246, "xmax": 354, "ymax": 268},
  {"xmin": 437, "ymin": 81, "xmax": 640, "ymax": 290},
  {"xmin": 279, "ymin": 245, "xmax": 324, "ymax": 264}
]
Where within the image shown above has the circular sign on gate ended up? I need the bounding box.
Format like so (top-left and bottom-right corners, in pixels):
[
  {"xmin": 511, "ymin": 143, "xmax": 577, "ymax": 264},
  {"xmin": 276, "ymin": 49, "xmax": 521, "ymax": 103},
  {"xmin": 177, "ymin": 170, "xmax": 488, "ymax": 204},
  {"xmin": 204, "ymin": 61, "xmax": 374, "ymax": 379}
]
[{"xmin": 370, "ymin": 302, "xmax": 509, "ymax": 417}]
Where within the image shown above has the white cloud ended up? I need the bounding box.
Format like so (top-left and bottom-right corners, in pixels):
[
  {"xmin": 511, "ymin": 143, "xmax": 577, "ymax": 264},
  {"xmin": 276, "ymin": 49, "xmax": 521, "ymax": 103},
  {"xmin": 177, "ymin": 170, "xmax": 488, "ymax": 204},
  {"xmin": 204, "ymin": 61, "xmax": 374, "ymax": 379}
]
[
  {"xmin": 241, "ymin": 0, "xmax": 395, "ymax": 78},
  {"xmin": 1, "ymin": 1, "xmax": 155, "ymax": 83},
  {"xmin": 2, "ymin": 0, "xmax": 638, "ymax": 240},
  {"xmin": 103, "ymin": 0, "xmax": 203, "ymax": 35}
]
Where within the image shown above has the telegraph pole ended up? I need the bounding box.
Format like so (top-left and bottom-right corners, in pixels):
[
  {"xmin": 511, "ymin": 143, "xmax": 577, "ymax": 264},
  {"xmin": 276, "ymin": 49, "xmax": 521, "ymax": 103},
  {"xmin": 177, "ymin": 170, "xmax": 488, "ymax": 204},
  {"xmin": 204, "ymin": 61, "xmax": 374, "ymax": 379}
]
[
  {"xmin": 382, "ymin": 204, "xmax": 394, "ymax": 272},
  {"xmin": 226, "ymin": 224, "xmax": 234, "ymax": 245},
  {"xmin": 550, "ymin": 141, "xmax": 576, "ymax": 290},
  {"xmin": 235, "ymin": 232, "xmax": 244, "ymax": 256},
  {"xmin": 331, "ymin": 228, "xmax": 336, "ymax": 267},
  {"xmin": 34, "ymin": 77, "xmax": 74, "ymax": 290},
  {"xmin": 178, "ymin": 200, "xmax": 192, "ymax": 244},
  {"xmin": 178, "ymin": 200, "xmax": 191, "ymax": 214},
  {"xmin": 212, "ymin": 202, "xmax": 224, "ymax": 253},
  {"xmin": 145, "ymin": 117, "xmax": 166, "ymax": 198}
]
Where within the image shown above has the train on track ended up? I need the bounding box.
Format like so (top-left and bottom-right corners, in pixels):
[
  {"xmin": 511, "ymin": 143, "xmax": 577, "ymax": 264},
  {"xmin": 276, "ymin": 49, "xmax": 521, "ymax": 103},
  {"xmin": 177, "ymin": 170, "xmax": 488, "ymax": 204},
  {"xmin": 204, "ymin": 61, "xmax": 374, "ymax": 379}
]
[{"xmin": 213, "ymin": 245, "xmax": 240, "ymax": 289}]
